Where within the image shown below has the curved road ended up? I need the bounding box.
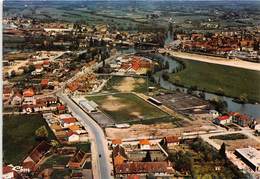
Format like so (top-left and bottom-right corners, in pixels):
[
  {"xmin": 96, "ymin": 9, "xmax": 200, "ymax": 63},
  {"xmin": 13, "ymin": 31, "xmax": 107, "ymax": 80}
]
[{"xmin": 57, "ymin": 91, "xmax": 112, "ymax": 179}]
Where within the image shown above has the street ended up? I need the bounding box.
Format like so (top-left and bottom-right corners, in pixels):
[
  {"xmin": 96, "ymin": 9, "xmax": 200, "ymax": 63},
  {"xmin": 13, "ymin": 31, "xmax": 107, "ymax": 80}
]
[{"xmin": 57, "ymin": 92, "xmax": 112, "ymax": 179}]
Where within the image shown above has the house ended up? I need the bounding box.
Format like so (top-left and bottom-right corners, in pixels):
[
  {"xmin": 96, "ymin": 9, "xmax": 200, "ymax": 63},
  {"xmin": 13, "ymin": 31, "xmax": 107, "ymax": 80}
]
[
  {"xmin": 162, "ymin": 136, "xmax": 179, "ymax": 148},
  {"xmin": 2, "ymin": 166, "xmax": 21, "ymax": 179},
  {"xmin": 41, "ymin": 79, "xmax": 49, "ymax": 89},
  {"xmin": 139, "ymin": 139, "xmax": 150, "ymax": 150},
  {"xmin": 50, "ymin": 124, "xmax": 63, "ymax": 132},
  {"xmin": 114, "ymin": 155, "xmax": 127, "ymax": 165},
  {"xmin": 35, "ymin": 64, "xmax": 44, "ymax": 74},
  {"xmin": 229, "ymin": 112, "xmax": 250, "ymax": 127},
  {"xmin": 11, "ymin": 92, "xmax": 23, "ymax": 105},
  {"xmin": 61, "ymin": 117, "xmax": 78, "ymax": 128},
  {"xmin": 43, "ymin": 60, "xmax": 50, "ymax": 68},
  {"xmin": 67, "ymin": 131, "xmax": 80, "ymax": 142},
  {"xmin": 209, "ymin": 110, "xmax": 219, "ymax": 119},
  {"xmin": 23, "ymin": 88, "xmax": 35, "ymax": 104},
  {"xmin": 112, "ymin": 139, "xmax": 122, "ymax": 147},
  {"xmin": 113, "ymin": 145, "xmax": 128, "ymax": 159},
  {"xmin": 67, "ymin": 150, "xmax": 88, "ymax": 169},
  {"xmin": 57, "ymin": 105, "xmax": 66, "ymax": 113},
  {"xmin": 3, "ymin": 86, "xmax": 13, "ymax": 103},
  {"xmin": 23, "ymin": 141, "xmax": 52, "ymax": 172},
  {"xmin": 115, "ymin": 162, "xmax": 173, "ymax": 175},
  {"xmin": 213, "ymin": 115, "xmax": 232, "ymax": 125}
]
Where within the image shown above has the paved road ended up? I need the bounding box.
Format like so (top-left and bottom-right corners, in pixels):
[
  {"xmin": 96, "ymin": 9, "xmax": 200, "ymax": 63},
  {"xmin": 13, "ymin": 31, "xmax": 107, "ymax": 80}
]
[{"xmin": 57, "ymin": 92, "xmax": 112, "ymax": 179}]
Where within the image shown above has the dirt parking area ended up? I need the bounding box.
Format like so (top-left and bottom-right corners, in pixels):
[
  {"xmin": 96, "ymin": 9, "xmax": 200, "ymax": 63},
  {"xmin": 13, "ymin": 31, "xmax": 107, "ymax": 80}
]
[
  {"xmin": 105, "ymin": 121, "xmax": 219, "ymax": 139},
  {"xmin": 213, "ymin": 138, "xmax": 260, "ymax": 151}
]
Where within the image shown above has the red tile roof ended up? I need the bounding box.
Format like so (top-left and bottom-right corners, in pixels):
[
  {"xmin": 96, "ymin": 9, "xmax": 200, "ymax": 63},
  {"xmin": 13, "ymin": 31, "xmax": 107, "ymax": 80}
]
[
  {"xmin": 23, "ymin": 88, "xmax": 35, "ymax": 97},
  {"xmin": 165, "ymin": 136, "xmax": 179, "ymax": 143},
  {"xmin": 115, "ymin": 162, "xmax": 171, "ymax": 174},
  {"xmin": 3, "ymin": 166, "xmax": 13, "ymax": 174},
  {"xmin": 112, "ymin": 139, "xmax": 122, "ymax": 145},
  {"xmin": 41, "ymin": 79, "xmax": 49, "ymax": 86},
  {"xmin": 57, "ymin": 105, "xmax": 65, "ymax": 111},
  {"xmin": 63, "ymin": 117, "xmax": 77, "ymax": 124},
  {"xmin": 217, "ymin": 115, "xmax": 230, "ymax": 121},
  {"xmin": 43, "ymin": 60, "xmax": 50, "ymax": 65},
  {"xmin": 139, "ymin": 139, "xmax": 150, "ymax": 145}
]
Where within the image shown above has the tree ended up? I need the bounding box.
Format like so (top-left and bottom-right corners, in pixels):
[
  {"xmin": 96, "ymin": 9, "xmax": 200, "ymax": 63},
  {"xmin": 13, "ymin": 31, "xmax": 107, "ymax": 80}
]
[
  {"xmin": 35, "ymin": 126, "xmax": 49, "ymax": 141},
  {"xmin": 219, "ymin": 143, "xmax": 227, "ymax": 159},
  {"xmin": 165, "ymin": 61, "xmax": 170, "ymax": 70},
  {"xmin": 239, "ymin": 93, "xmax": 248, "ymax": 103},
  {"xmin": 28, "ymin": 64, "xmax": 35, "ymax": 72},
  {"xmin": 162, "ymin": 71, "xmax": 170, "ymax": 81},
  {"xmin": 10, "ymin": 70, "xmax": 16, "ymax": 78},
  {"xmin": 143, "ymin": 151, "xmax": 152, "ymax": 162},
  {"xmin": 169, "ymin": 151, "xmax": 193, "ymax": 173}
]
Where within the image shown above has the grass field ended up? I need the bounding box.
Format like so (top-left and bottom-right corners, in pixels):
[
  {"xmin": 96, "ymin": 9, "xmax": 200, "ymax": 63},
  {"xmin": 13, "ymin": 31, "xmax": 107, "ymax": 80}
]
[
  {"xmin": 103, "ymin": 76, "xmax": 155, "ymax": 93},
  {"xmin": 86, "ymin": 93, "xmax": 168, "ymax": 123},
  {"xmin": 3, "ymin": 114, "xmax": 56, "ymax": 165},
  {"xmin": 169, "ymin": 59, "xmax": 260, "ymax": 102}
]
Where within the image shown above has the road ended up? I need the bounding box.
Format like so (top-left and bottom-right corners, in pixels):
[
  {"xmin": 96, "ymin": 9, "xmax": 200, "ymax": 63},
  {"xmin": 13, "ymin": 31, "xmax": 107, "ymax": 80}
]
[{"xmin": 57, "ymin": 91, "xmax": 112, "ymax": 179}]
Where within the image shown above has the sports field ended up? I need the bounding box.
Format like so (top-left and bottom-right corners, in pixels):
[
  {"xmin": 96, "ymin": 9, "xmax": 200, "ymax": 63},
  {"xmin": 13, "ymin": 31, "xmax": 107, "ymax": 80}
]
[{"xmin": 86, "ymin": 93, "xmax": 168, "ymax": 123}]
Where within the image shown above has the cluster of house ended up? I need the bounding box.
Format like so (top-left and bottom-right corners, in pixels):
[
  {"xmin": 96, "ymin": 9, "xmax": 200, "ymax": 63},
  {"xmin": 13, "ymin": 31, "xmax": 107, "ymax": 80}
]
[
  {"xmin": 66, "ymin": 73, "xmax": 103, "ymax": 94},
  {"xmin": 110, "ymin": 55, "xmax": 154, "ymax": 75},
  {"xmin": 3, "ymin": 85, "xmax": 64, "ymax": 114},
  {"xmin": 212, "ymin": 111, "xmax": 253, "ymax": 127},
  {"xmin": 3, "ymin": 51, "xmax": 63, "ymax": 78},
  {"xmin": 166, "ymin": 30, "xmax": 259, "ymax": 62},
  {"xmin": 43, "ymin": 112, "xmax": 89, "ymax": 144},
  {"xmin": 3, "ymin": 141, "xmax": 91, "ymax": 178},
  {"xmin": 4, "ymin": 15, "xmax": 163, "ymax": 52},
  {"xmin": 110, "ymin": 136, "xmax": 180, "ymax": 178}
]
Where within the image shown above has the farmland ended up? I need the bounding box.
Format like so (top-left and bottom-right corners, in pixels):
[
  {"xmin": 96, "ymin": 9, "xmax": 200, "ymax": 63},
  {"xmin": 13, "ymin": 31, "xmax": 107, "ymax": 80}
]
[
  {"xmin": 3, "ymin": 114, "xmax": 56, "ymax": 165},
  {"xmin": 169, "ymin": 59, "xmax": 260, "ymax": 102}
]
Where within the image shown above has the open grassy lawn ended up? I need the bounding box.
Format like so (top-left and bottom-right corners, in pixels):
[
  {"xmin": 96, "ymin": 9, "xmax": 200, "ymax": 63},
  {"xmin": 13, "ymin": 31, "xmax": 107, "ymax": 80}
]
[
  {"xmin": 169, "ymin": 59, "xmax": 260, "ymax": 102},
  {"xmin": 3, "ymin": 114, "xmax": 56, "ymax": 165},
  {"xmin": 86, "ymin": 93, "xmax": 168, "ymax": 123}
]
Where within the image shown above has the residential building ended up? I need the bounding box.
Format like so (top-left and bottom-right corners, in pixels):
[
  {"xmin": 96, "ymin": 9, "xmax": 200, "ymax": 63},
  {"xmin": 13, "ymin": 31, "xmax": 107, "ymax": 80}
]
[
  {"xmin": 67, "ymin": 150, "xmax": 88, "ymax": 169},
  {"xmin": 162, "ymin": 136, "xmax": 180, "ymax": 148},
  {"xmin": 139, "ymin": 139, "xmax": 151, "ymax": 150},
  {"xmin": 213, "ymin": 115, "xmax": 232, "ymax": 125}
]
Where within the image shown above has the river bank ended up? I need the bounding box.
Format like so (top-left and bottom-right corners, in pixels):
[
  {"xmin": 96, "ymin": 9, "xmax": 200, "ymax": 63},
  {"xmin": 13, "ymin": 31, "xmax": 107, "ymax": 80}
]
[
  {"xmin": 147, "ymin": 53, "xmax": 260, "ymax": 118},
  {"xmin": 159, "ymin": 49, "xmax": 260, "ymax": 72}
]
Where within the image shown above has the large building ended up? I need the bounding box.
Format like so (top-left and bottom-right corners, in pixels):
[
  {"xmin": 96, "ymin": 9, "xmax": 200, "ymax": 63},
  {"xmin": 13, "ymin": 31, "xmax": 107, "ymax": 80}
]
[{"xmin": 234, "ymin": 147, "xmax": 260, "ymax": 172}]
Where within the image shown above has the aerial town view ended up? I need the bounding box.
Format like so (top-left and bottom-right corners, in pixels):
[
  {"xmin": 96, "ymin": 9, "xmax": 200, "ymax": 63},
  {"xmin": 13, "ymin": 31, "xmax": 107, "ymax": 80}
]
[{"xmin": 2, "ymin": 0, "xmax": 260, "ymax": 178}]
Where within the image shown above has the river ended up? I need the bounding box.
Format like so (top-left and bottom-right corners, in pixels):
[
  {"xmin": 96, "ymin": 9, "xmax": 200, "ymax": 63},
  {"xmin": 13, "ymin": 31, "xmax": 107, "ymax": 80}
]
[{"xmin": 150, "ymin": 53, "xmax": 260, "ymax": 119}]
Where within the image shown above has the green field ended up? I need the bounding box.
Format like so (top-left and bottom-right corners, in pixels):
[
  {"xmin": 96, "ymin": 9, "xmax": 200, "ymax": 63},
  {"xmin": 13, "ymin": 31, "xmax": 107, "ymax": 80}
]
[
  {"xmin": 86, "ymin": 93, "xmax": 169, "ymax": 123},
  {"xmin": 169, "ymin": 59, "xmax": 260, "ymax": 102},
  {"xmin": 3, "ymin": 114, "xmax": 56, "ymax": 165}
]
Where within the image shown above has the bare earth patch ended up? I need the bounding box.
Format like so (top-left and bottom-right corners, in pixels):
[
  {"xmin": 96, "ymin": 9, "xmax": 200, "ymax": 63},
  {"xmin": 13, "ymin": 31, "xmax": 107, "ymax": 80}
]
[
  {"xmin": 213, "ymin": 138, "xmax": 260, "ymax": 151},
  {"xmin": 114, "ymin": 77, "xmax": 145, "ymax": 92},
  {"xmin": 105, "ymin": 122, "xmax": 219, "ymax": 139},
  {"xmin": 100, "ymin": 95, "xmax": 127, "ymax": 111},
  {"xmin": 129, "ymin": 111, "xmax": 142, "ymax": 119}
]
